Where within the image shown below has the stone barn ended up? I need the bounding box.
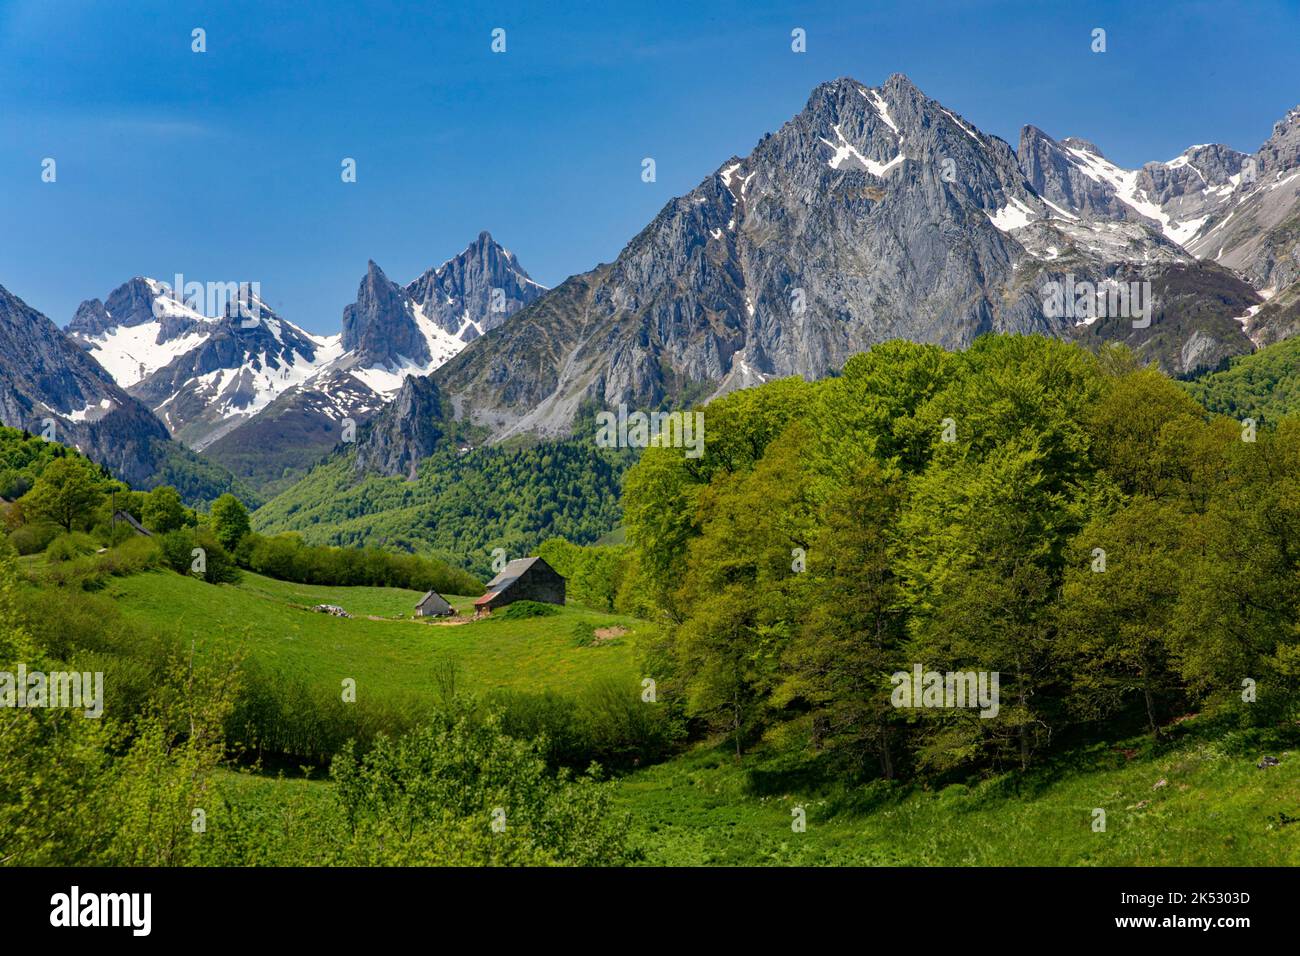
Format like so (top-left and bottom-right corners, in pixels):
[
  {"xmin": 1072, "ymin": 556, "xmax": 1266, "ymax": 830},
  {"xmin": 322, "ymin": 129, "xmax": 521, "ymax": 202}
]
[
  {"xmin": 414, "ymin": 590, "xmax": 453, "ymax": 617},
  {"xmin": 473, "ymin": 557, "xmax": 565, "ymax": 617}
]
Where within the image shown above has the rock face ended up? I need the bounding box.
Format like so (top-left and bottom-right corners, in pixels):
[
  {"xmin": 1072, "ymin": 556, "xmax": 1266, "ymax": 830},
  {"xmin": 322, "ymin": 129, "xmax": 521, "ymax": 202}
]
[
  {"xmin": 341, "ymin": 261, "xmax": 430, "ymax": 366},
  {"xmin": 66, "ymin": 277, "xmax": 216, "ymax": 387},
  {"xmin": 127, "ymin": 290, "xmax": 341, "ymax": 450},
  {"xmin": 351, "ymin": 374, "xmax": 445, "ymax": 480},
  {"xmin": 0, "ymin": 283, "xmax": 171, "ymax": 487},
  {"xmin": 62, "ymin": 233, "xmax": 542, "ymax": 492},
  {"xmin": 1016, "ymin": 104, "xmax": 1300, "ymax": 341},
  {"xmin": 1019, "ymin": 127, "xmax": 1152, "ymax": 222},
  {"xmin": 413, "ymin": 72, "xmax": 1250, "ymax": 462},
  {"xmin": 340, "ymin": 232, "xmax": 545, "ymax": 367},
  {"xmin": 45, "ymin": 75, "xmax": 1300, "ymax": 487},
  {"xmin": 1188, "ymin": 106, "xmax": 1300, "ymax": 306}
]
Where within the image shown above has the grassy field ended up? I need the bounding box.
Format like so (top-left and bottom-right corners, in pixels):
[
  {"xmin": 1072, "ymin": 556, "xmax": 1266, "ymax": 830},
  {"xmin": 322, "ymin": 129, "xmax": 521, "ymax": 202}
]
[
  {"xmin": 106, "ymin": 569, "xmax": 645, "ymax": 698},
  {"xmin": 614, "ymin": 722, "xmax": 1300, "ymax": 865}
]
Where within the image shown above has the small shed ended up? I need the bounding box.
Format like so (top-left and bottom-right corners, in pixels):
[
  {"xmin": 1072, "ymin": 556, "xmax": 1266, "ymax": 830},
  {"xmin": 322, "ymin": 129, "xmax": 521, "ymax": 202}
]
[
  {"xmin": 473, "ymin": 556, "xmax": 565, "ymax": 617},
  {"xmin": 415, "ymin": 589, "xmax": 454, "ymax": 618},
  {"xmin": 112, "ymin": 510, "xmax": 152, "ymax": 537}
]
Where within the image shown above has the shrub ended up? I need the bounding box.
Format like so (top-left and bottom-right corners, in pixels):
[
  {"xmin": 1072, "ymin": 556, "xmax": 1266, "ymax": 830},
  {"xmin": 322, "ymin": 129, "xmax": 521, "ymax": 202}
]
[
  {"xmin": 490, "ymin": 678, "xmax": 682, "ymax": 771},
  {"xmin": 499, "ymin": 600, "xmax": 559, "ymax": 620},
  {"xmin": 45, "ymin": 531, "xmax": 98, "ymax": 562},
  {"xmin": 8, "ymin": 522, "xmax": 58, "ymax": 555},
  {"xmin": 239, "ymin": 532, "xmax": 481, "ymax": 595},
  {"xmin": 159, "ymin": 527, "xmax": 239, "ymax": 583},
  {"xmin": 329, "ymin": 708, "xmax": 635, "ymax": 865}
]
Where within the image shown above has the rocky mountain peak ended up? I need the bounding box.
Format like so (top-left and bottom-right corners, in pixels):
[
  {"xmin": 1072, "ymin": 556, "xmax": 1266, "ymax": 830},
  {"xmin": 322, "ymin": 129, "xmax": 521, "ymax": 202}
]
[
  {"xmin": 1060, "ymin": 137, "xmax": 1103, "ymax": 156},
  {"xmin": 406, "ymin": 231, "xmax": 545, "ymax": 342},
  {"xmin": 340, "ymin": 261, "xmax": 426, "ymax": 366}
]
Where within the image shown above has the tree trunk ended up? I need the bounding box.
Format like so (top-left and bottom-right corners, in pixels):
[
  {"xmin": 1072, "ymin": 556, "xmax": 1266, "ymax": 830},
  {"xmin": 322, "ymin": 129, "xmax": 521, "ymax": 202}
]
[{"xmin": 1143, "ymin": 683, "xmax": 1160, "ymax": 741}]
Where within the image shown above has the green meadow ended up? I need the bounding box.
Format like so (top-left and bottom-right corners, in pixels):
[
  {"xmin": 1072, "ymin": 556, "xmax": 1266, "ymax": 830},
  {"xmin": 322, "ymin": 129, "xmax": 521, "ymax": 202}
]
[{"xmin": 106, "ymin": 569, "xmax": 644, "ymax": 699}]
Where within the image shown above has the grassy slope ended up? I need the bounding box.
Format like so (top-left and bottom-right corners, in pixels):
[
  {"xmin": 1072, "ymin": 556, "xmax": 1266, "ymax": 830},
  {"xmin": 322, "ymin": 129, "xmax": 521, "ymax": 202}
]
[
  {"xmin": 615, "ymin": 726, "xmax": 1300, "ymax": 865},
  {"xmin": 206, "ymin": 716, "xmax": 1300, "ymax": 866},
  {"xmin": 107, "ymin": 569, "xmax": 643, "ymax": 698}
]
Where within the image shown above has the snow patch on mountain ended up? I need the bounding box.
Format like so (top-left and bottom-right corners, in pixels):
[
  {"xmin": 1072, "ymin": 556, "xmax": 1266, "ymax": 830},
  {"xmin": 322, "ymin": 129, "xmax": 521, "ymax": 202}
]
[
  {"xmin": 988, "ymin": 197, "xmax": 1038, "ymax": 232},
  {"xmin": 81, "ymin": 321, "xmax": 214, "ymax": 387}
]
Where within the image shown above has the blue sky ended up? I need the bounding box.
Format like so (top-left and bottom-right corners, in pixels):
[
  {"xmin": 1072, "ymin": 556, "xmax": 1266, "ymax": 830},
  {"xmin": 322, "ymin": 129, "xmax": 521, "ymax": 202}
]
[{"xmin": 2, "ymin": 0, "xmax": 1297, "ymax": 334}]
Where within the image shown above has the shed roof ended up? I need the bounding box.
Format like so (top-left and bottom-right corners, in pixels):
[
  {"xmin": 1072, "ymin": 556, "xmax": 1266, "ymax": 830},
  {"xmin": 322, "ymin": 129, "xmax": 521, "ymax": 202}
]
[
  {"xmin": 415, "ymin": 589, "xmax": 449, "ymax": 608},
  {"xmin": 112, "ymin": 510, "xmax": 152, "ymax": 536},
  {"xmin": 482, "ymin": 556, "xmax": 546, "ymax": 592}
]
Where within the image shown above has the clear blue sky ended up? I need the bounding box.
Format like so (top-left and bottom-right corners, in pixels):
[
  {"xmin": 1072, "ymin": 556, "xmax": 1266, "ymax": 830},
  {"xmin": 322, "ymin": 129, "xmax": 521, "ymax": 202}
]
[{"xmin": 2, "ymin": 0, "xmax": 1297, "ymax": 334}]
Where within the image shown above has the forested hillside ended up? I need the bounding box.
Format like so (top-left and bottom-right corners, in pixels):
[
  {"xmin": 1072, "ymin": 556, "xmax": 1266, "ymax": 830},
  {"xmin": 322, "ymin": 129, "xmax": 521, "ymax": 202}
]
[
  {"xmin": 254, "ymin": 438, "xmax": 631, "ymax": 577},
  {"xmin": 1184, "ymin": 334, "xmax": 1300, "ymax": 424}
]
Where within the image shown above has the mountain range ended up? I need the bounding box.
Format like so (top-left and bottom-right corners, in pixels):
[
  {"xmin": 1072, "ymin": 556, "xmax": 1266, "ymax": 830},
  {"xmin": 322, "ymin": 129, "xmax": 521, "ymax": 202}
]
[
  {"xmin": 359, "ymin": 73, "xmax": 1293, "ymax": 474},
  {"xmin": 3, "ymin": 73, "xmax": 1298, "ymax": 499},
  {"xmin": 60, "ymin": 232, "xmax": 543, "ymax": 492}
]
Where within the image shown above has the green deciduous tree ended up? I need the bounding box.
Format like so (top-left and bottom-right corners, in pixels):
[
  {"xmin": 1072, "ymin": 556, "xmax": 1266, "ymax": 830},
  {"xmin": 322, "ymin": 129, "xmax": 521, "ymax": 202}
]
[
  {"xmin": 142, "ymin": 485, "xmax": 188, "ymax": 533},
  {"xmin": 19, "ymin": 456, "xmax": 105, "ymax": 532},
  {"xmin": 209, "ymin": 492, "xmax": 251, "ymax": 551}
]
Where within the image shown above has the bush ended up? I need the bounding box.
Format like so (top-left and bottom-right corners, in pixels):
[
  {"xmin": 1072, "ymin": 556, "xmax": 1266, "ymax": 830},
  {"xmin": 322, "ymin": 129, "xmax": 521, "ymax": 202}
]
[
  {"xmin": 8, "ymin": 522, "xmax": 58, "ymax": 555},
  {"xmin": 491, "ymin": 677, "xmax": 682, "ymax": 771},
  {"xmin": 159, "ymin": 528, "xmax": 239, "ymax": 584},
  {"xmin": 538, "ymin": 537, "xmax": 632, "ymax": 611},
  {"xmin": 328, "ymin": 708, "xmax": 635, "ymax": 865},
  {"xmin": 40, "ymin": 537, "xmax": 163, "ymax": 591},
  {"xmin": 45, "ymin": 531, "xmax": 98, "ymax": 562},
  {"xmin": 499, "ymin": 600, "xmax": 559, "ymax": 620},
  {"xmin": 226, "ymin": 664, "xmax": 432, "ymax": 767}
]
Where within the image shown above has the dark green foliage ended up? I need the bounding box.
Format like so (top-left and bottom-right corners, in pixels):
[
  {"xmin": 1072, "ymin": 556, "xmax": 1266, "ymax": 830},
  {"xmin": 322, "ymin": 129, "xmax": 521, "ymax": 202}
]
[
  {"xmin": 8, "ymin": 522, "xmax": 58, "ymax": 555},
  {"xmin": 236, "ymin": 532, "xmax": 481, "ymax": 595},
  {"xmin": 1185, "ymin": 334, "xmax": 1300, "ymax": 423},
  {"xmin": 142, "ymin": 484, "xmax": 188, "ymax": 533},
  {"xmin": 327, "ymin": 707, "xmax": 636, "ymax": 865},
  {"xmin": 538, "ymin": 536, "xmax": 632, "ymax": 611},
  {"xmin": 210, "ymin": 493, "xmax": 251, "ymax": 551},
  {"xmin": 44, "ymin": 531, "xmax": 98, "ymax": 562},
  {"xmin": 159, "ymin": 527, "xmax": 240, "ymax": 584},
  {"xmin": 499, "ymin": 600, "xmax": 559, "ymax": 620},
  {"xmin": 490, "ymin": 678, "xmax": 683, "ymax": 771},
  {"xmin": 19, "ymin": 455, "xmax": 105, "ymax": 532},
  {"xmin": 140, "ymin": 438, "xmax": 263, "ymax": 510},
  {"xmin": 0, "ymin": 426, "xmax": 72, "ymax": 500}
]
